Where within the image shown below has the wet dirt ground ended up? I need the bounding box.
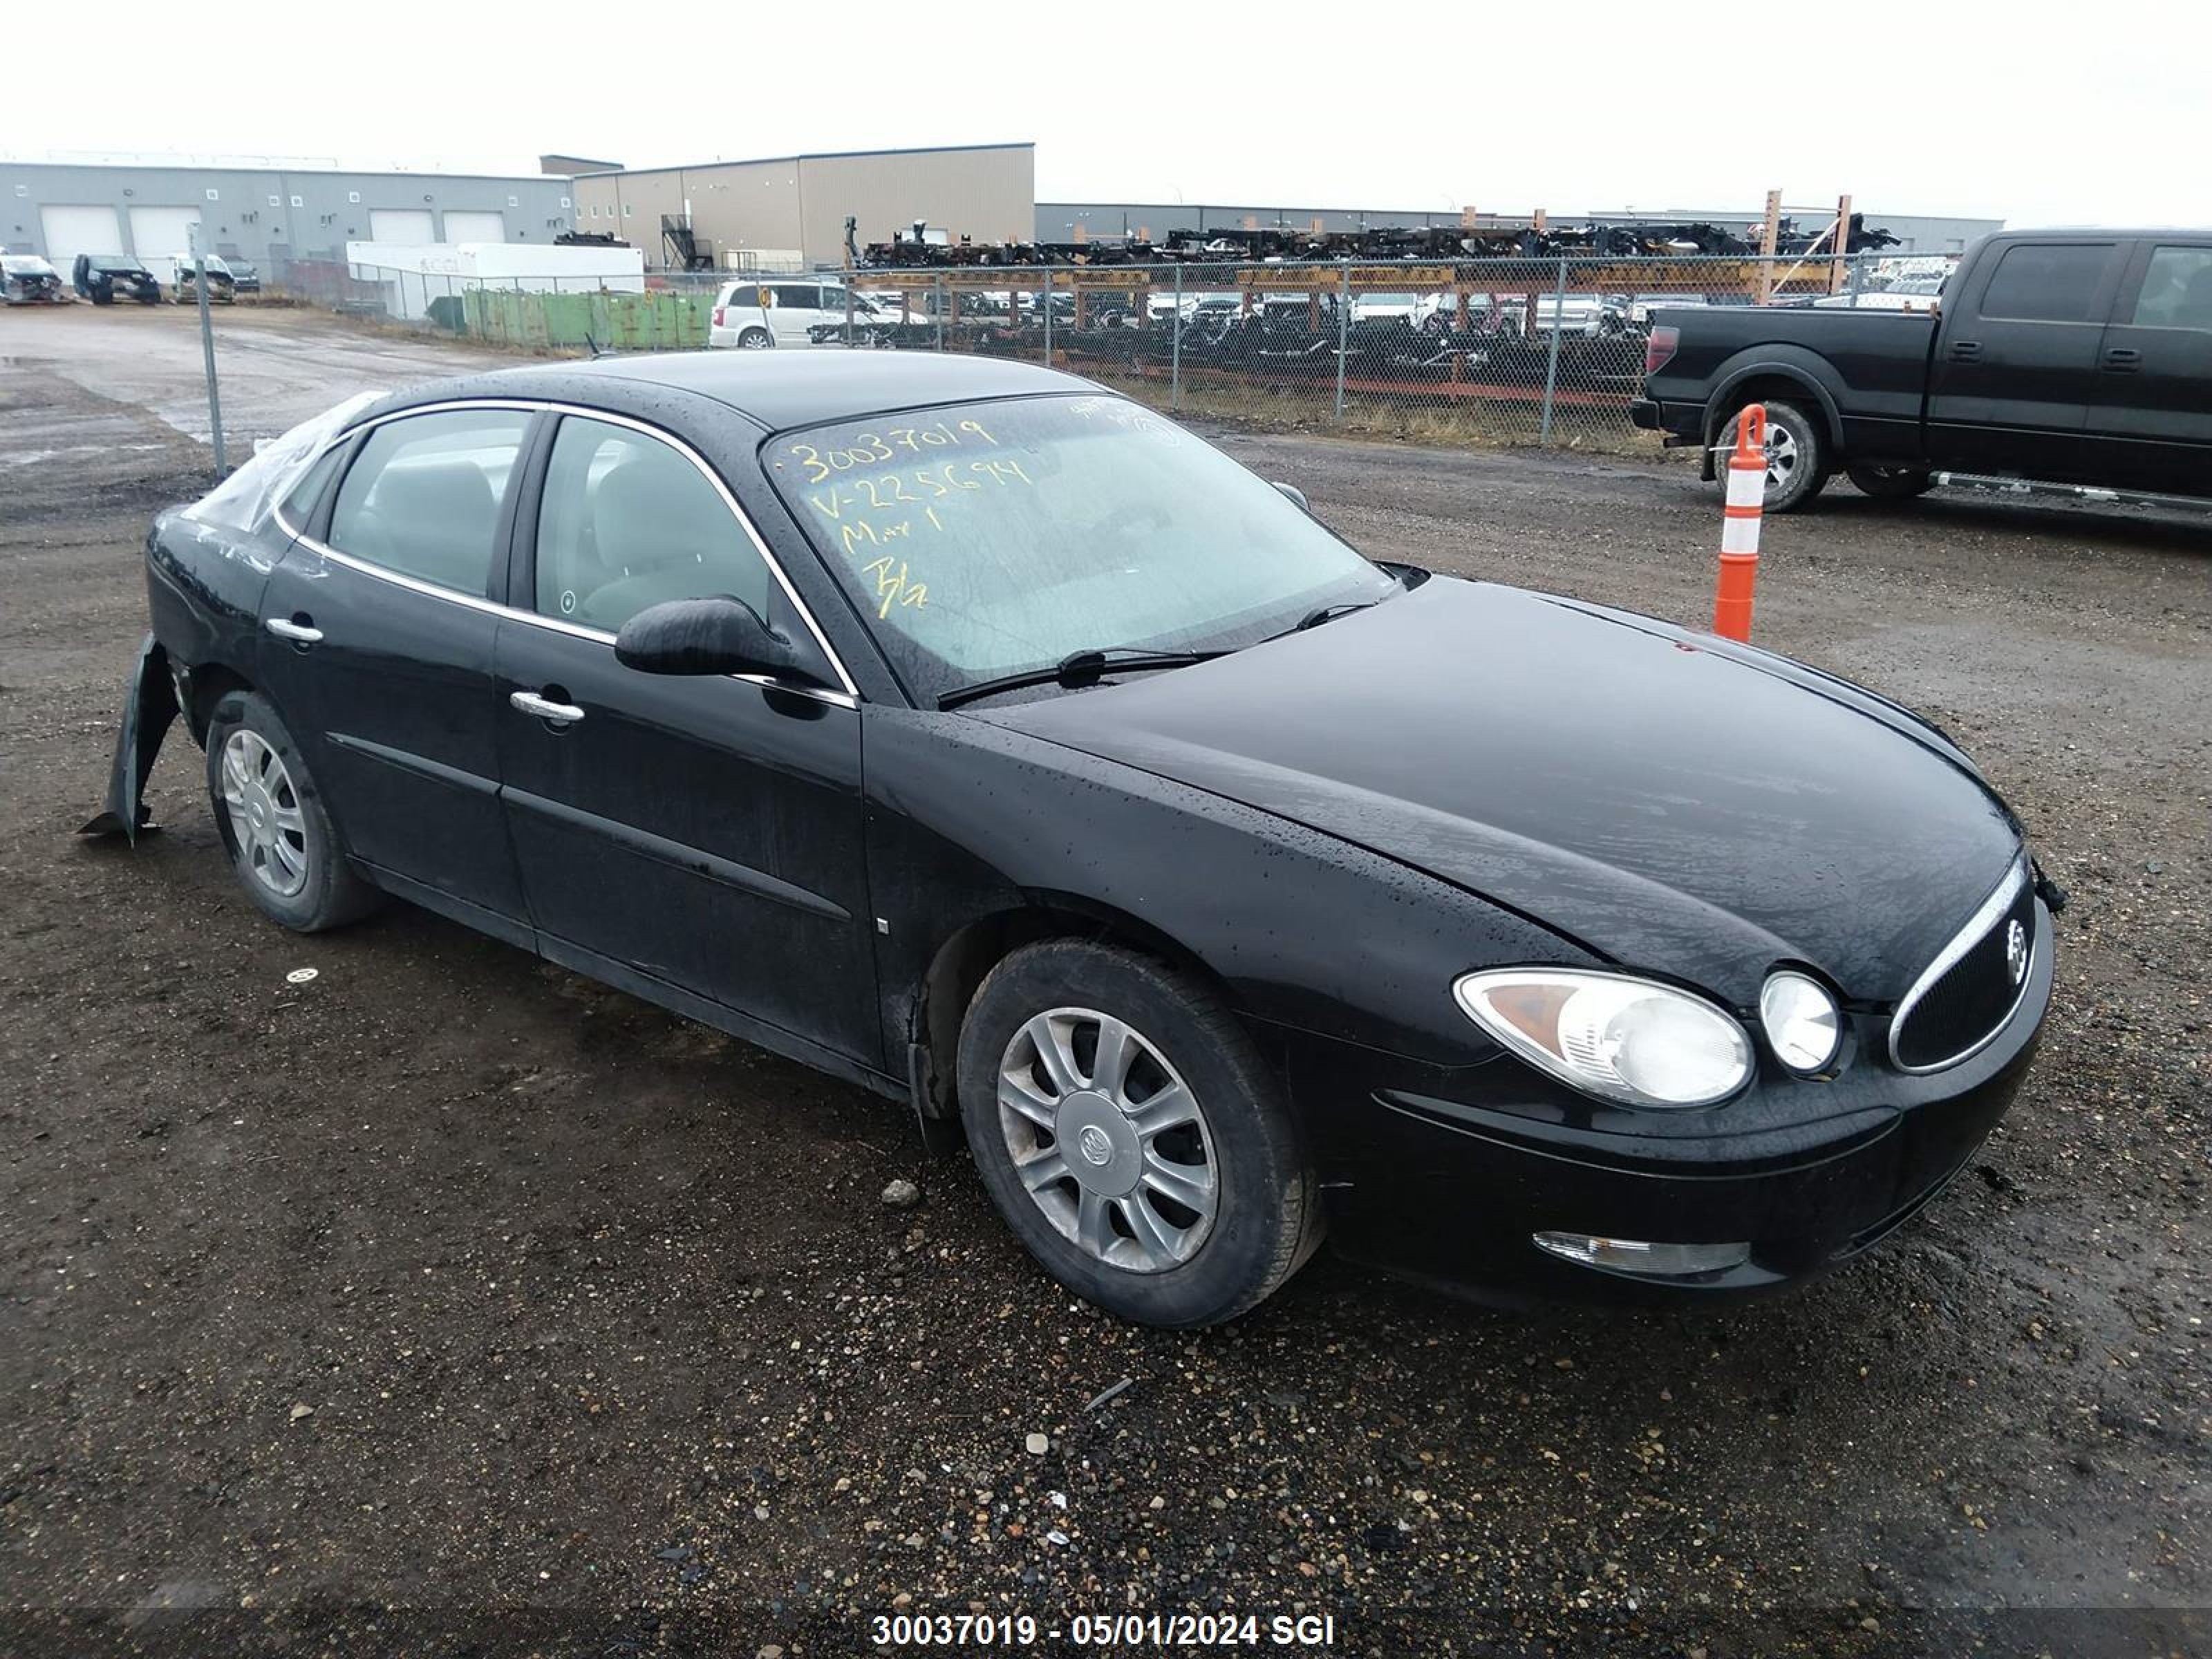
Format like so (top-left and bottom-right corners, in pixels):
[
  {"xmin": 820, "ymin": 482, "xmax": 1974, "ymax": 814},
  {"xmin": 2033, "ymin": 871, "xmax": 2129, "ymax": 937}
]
[{"xmin": 2, "ymin": 306, "xmax": 2206, "ymax": 1656}]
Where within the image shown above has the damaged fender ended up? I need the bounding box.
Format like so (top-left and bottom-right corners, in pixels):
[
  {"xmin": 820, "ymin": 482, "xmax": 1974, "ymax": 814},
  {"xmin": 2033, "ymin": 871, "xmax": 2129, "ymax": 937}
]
[{"xmin": 78, "ymin": 633, "xmax": 179, "ymax": 845}]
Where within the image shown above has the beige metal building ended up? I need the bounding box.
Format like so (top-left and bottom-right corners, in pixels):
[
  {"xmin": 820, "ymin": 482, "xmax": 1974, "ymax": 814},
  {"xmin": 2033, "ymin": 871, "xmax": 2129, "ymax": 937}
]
[{"xmin": 569, "ymin": 142, "xmax": 1033, "ymax": 270}]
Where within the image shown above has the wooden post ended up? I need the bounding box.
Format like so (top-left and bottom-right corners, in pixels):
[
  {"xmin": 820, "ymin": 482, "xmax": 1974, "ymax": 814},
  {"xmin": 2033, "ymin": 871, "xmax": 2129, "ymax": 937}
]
[
  {"xmin": 1460, "ymin": 205, "xmax": 1477, "ymax": 228},
  {"xmin": 1532, "ymin": 208, "xmax": 1548, "ymax": 234},
  {"xmin": 1756, "ymin": 189, "xmax": 1782, "ymax": 305},
  {"xmin": 1828, "ymin": 193, "xmax": 1853, "ymax": 294}
]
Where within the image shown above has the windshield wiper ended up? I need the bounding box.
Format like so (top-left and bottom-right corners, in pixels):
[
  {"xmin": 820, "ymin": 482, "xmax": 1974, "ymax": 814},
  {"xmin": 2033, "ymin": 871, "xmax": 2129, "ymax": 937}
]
[
  {"xmin": 937, "ymin": 646, "xmax": 1226, "ymax": 711},
  {"xmin": 1262, "ymin": 600, "xmax": 1377, "ymax": 642}
]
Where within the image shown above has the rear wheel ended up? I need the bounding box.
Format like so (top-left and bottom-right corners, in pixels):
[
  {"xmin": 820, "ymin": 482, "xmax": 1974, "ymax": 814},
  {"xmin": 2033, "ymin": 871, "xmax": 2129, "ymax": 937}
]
[
  {"xmin": 1848, "ymin": 464, "xmax": 1934, "ymax": 500},
  {"xmin": 737, "ymin": 327, "xmax": 771, "ymax": 349},
  {"xmin": 957, "ymin": 941, "xmax": 1321, "ymax": 1327},
  {"xmin": 204, "ymin": 691, "xmax": 382, "ymax": 933},
  {"xmin": 1718, "ymin": 397, "xmax": 1828, "ymax": 512}
]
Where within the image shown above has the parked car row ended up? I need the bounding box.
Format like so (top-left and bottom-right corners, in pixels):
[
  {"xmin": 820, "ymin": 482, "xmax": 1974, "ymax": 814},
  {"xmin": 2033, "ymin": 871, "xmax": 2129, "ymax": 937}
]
[{"xmin": 0, "ymin": 251, "xmax": 270, "ymax": 307}]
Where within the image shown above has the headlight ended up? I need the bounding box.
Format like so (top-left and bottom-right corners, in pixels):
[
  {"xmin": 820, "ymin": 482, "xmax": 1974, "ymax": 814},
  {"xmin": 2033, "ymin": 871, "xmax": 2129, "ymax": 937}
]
[
  {"xmin": 1454, "ymin": 969, "xmax": 1752, "ymax": 1109},
  {"xmin": 1758, "ymin": 971, "xmax": 1841, "ymax": 1074}
]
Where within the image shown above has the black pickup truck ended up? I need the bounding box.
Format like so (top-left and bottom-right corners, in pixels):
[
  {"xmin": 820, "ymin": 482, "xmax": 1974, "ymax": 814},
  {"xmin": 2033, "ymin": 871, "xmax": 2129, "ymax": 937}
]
[{"xmin": 1632, "ymin": 228, "xmax": 2212, "ymax": 511}]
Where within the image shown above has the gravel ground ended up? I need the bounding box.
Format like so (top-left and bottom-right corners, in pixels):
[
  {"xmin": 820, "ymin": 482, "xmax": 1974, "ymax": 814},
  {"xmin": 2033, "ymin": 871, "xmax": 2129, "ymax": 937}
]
[{"xmin": 2, "ymin": 306, "xmax": 2206, "ymax": 1656}]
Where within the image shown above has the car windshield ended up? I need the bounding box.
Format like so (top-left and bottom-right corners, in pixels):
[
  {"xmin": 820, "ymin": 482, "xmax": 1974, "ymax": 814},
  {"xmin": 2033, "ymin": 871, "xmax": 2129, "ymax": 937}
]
[
  {"xmin": 765, "ymin": 394, "xmax": 1393, "ymax": 704},
  {"xmin": 93, "ymin": 257, "xmax": 147, "ymax": 273}
]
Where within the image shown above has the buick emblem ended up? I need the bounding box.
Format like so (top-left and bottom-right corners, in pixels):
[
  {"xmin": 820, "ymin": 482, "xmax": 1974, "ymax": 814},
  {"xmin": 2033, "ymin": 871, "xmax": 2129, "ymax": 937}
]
[
  {"xmin": 2004, "ymin": 919, "xmax": 2029, "ymax": 986},
  {"xmin": 1077, "ymin": 1125, "xmax": 1115, "ymax": 1166}
]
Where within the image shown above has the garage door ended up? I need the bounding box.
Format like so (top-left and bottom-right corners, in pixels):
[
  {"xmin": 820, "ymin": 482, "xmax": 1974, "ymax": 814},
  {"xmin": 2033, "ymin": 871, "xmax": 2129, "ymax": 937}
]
[
  {"xmin": 368, "ymin": 209, "xmax": 438, "ymax": 245},
  {"xmin": 39, "ymin": 204, "xmax": 124, "ymax": 267},
  {"xmin": 441, "ymin": 210, "xmax": 507, "ymax": 244},
  {"xmin": 127, "ymin": 205, "xmax": 204, "ymax": 265}
]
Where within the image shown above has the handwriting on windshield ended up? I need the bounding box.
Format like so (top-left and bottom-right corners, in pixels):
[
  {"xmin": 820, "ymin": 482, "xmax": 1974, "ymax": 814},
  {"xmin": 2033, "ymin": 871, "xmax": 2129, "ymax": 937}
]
[
  {"xmin": 807, "ymin": 456, "xmax": 1031, "ymax": 525},
  {"xmin": 859, "ymin": 555, "xmax": 928, "ymax": 619},
  {"xmin": 780, "ymin": 419, "xmax": 997, "ymax": 485}
]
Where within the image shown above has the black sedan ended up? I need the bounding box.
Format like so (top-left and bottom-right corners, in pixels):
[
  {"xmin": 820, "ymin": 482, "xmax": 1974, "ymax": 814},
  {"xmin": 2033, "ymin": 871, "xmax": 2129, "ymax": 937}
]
[{"xmin": 88, "ymin": 354, "xmax": 2056, "ymax": 1326}]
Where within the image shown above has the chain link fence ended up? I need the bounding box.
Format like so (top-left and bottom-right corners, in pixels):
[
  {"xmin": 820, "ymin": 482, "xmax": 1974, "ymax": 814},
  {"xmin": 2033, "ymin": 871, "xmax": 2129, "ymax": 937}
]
[{"xmin": 272, "ymin": 250, "xmax": 1956, "ymax": 453}]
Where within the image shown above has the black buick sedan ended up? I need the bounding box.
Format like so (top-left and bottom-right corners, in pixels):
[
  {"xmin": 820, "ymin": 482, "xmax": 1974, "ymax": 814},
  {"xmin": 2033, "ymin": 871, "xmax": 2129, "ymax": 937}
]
[{"xmin": 89, "ymin": 353, "xmax": 2056, "ymax": 1326}]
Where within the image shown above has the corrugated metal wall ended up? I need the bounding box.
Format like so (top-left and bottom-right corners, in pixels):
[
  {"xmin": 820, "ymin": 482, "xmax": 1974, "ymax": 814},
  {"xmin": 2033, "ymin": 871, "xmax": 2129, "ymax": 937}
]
[
  {"xmin": 575, "ymin": 145, "xmax": 1033, "ymax": 270},
  {"xmin": 1, "ymin": 161, "xmax": 573, "ymax": 264},
  {"xmin": 798, "ymin": 145, "xmax": 1033, "ymax": 264}
]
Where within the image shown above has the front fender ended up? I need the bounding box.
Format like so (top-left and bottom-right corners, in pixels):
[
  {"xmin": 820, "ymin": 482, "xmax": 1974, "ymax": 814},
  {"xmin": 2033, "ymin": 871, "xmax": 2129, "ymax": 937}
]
[{"xmin": 863, "ymin": 708, "xmax": 1595, "ymax": 1079}]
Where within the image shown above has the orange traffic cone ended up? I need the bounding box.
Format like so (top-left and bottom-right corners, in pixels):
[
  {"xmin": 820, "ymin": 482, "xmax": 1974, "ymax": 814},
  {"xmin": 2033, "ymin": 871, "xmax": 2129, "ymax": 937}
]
[{"xmin": 1714, "ymin": 406, "xmax": 1765, "ymax": 642}]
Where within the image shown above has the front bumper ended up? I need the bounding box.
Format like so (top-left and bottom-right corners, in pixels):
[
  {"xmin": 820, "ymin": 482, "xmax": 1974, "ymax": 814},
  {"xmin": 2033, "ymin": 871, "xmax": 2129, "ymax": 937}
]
[{"xmin": 1287, "ymin": 905, "xmax": 2053, "ymax": 1306}]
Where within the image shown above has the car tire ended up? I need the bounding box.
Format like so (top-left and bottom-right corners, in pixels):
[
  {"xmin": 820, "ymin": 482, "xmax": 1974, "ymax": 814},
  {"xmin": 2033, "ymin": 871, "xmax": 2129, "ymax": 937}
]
[
  {"xmin": 738, "ymin": 327, "xmax": 772, "ymax": 349},
  {"xmin": 1718, "ymin": 397, "xmax": 1828, "ymax": 512},
  {"xmin": 957, "ymin": 939, "xmax": 1322, "ymax": 1327},
  {"xmin": 1847, "ymin": 464, "xmax": 1934, "ymax": 500},
  {"xmin": 204, "ymin": 691, "xmax": 382, "ymax": 933}
]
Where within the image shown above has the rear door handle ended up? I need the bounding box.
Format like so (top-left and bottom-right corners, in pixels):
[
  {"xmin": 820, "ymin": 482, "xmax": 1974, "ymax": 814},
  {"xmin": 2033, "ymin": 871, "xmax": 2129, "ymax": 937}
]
[
  {"xmin": 509, "ymin": 689, "xmax": 585, "ymax": 726},
  {"xmin": 2102, "ymin": 347, "xmax": 2142, "ymax": 373},
  {"xmin": 1947, "ymin": 340, "xmax": 1983, "ymax": 362},
  {"xmin": 265, "ymin": 617, "xmax": 322, "ymax": 646}
]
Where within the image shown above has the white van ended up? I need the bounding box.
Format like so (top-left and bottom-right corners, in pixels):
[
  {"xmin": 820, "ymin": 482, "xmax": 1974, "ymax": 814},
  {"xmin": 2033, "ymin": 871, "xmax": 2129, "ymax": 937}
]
[{"xmin": 709, "ymin": 278, "xmax": 895, "ymax": 348}]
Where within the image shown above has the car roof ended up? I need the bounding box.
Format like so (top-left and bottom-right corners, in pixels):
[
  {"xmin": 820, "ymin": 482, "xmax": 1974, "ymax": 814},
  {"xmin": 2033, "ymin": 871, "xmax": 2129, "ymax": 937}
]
[{"xmin": 372, "ymin": 351, "xmax": 1098, "ymax": 435}]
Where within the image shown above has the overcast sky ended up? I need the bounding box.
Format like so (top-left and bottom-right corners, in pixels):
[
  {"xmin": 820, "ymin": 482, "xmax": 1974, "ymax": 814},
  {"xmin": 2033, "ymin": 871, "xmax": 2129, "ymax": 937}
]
[{"xmin": 12, "ymin": 2, "xmax": 2208, "ymax": 228}]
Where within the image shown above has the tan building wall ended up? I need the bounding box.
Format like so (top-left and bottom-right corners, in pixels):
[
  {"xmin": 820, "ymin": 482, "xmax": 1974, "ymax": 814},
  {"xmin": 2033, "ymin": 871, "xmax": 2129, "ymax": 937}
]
[
  {"xmin": 570, "ymin": 144, "xmax": 1031, "ymax": 270},
  {"xmin": 796, "ymin": 144, "xmax": 1033, "ymax": 264}
]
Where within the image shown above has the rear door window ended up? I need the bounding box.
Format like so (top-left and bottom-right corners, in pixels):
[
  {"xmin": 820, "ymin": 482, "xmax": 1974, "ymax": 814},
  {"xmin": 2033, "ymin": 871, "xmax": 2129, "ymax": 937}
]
[
  {"xmin": 2127, "ymin": 246, "xmax": 2212, "ymax": 330},
  {"xmin": 326, "ymin": 409, "xmax": 531, "ymax": 595},
  {"xmin": 1978, "ymin": 243, "xmax": 2117, "ymax": 323}
]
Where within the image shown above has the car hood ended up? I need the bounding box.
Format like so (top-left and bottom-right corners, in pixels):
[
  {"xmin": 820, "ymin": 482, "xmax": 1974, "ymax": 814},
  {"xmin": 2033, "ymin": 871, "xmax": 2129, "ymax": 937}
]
[{"xmin": 980, "ymin": 577, "xmax": 2022, "ymax": 1004}]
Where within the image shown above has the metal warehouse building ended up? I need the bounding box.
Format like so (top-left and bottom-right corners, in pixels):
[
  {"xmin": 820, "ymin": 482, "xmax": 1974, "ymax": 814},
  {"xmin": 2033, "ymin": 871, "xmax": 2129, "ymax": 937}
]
[
  {"xmin": 1, "ymin": 160, "xmax": 576, "ymax": 271},
  {"xmin": 569, "ymin": 143, "xmax": 1035, "ymax": 271}
]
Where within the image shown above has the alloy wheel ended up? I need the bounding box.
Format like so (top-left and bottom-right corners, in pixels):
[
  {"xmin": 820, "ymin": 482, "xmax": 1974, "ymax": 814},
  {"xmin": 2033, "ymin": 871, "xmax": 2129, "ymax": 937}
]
[
  {"xmin": 1761, "ymin": 422, "xmax": 1799, "ymax": 487},
  {"xmin": 996, "ymin": 1006, "xmax": 1219, "ymax": 1273},
  {"xmin": 220, "ymin": 730, "xmax": 310, "ymax": 899}
]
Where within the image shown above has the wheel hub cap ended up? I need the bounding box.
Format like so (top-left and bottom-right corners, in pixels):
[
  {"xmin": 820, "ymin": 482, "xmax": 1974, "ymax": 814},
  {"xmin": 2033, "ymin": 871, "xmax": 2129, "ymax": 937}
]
[
  {"xmin": 1055, "ymin": 1091, "xmax": 1141, "ymax": 1196},
  {"xmin": 219, "ymin": 730, "xmax": 310, "ymax": 900},
  {"xmin": 995, "ymin": 1006, "xmax": 1220, "ymax": 1275}
]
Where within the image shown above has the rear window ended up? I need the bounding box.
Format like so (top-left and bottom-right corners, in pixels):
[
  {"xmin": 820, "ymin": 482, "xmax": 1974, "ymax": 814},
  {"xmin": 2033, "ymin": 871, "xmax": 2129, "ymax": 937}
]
[{"xmin": 1978, "ymin": 243, "xmax": 2114, "ymax": 323}]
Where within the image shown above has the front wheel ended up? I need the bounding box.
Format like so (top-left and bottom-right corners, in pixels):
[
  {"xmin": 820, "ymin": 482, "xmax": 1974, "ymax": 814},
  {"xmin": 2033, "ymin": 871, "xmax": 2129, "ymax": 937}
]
[
  {"xmin": 1718, "ymin": 398, "xmax": 1828, "ymax": 512},
  {"xmin": 1847, "ymin": 464, "xmax": 1934, "ymax": 500},
  {"xmin": 204, "ymin": 691, "xmax": 382, "ymax": 932},
  {"xmin": 957, "ymin": 941, "xmax": 1322, "ymax": 1327}
]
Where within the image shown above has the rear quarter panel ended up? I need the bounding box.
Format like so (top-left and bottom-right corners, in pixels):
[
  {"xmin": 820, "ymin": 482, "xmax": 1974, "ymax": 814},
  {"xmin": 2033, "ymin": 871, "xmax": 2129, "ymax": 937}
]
[
  {"xmin": 1650, "ymin": 306, "xmax": 1940, "ymax": 460},
  {"xmin": 144, "ymin": 509, "xmax": 283, "ymax": 734}
]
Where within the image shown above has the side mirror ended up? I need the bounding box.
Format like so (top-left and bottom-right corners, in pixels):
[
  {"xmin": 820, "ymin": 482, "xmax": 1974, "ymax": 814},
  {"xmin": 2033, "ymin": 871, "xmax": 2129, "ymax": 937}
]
[
  {"xmin": 1271, "ymin": 480, "xmax": 1310, "ymax": 514},
  {"xmin": 615, "ymin": 597, "xmax": 813, "ymax": 682}
]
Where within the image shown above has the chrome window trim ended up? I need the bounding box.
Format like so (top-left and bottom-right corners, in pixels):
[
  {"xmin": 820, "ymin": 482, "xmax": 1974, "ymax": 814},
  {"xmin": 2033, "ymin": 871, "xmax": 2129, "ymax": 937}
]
[
  {"xmin": 1888, "ymin": 854, "xmax": 2033, "ymax": 1076},
  {"xmin": 274, "ymin": 396, "xmax": 861, "ymax": 705}
]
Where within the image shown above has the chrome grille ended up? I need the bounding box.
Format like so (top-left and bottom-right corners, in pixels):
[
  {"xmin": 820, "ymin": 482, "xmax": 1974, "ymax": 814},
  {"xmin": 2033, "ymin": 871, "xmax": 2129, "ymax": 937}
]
[{"xmin": 1891, "ymin": 859, "xmax": 2035, "ymax": 1074}]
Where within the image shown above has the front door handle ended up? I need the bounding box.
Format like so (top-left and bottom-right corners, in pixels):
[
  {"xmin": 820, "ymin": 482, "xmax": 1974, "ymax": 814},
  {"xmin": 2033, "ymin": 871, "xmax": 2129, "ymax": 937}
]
[
  {"xmin": 2102, "ymin": 346, "xmax": 2142, "ymax": 373},
  {"xmin": 265, "ymin": 616, "xmax": 322, "ymax": 646},
  {"xmin": 509, "ymin": 689, "xmax": 585, "ymax": 726},
  {"xmin": 1947, "ymin": 339, "xmax": 1983, "ymax": 362}
]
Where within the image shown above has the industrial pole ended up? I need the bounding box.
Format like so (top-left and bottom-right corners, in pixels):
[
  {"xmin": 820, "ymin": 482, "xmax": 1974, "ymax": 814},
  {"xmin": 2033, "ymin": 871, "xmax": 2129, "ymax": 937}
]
[
  {"xmin": 189, "ymin": 221, "xmax": 227, "ymax": 475},
  {"xmin": 1333, "ymin": 262, "xmax": 1350, "ymax": 422},
  {"xmin": 1170, "ymin": 264, "xmax": 1183, "ymax": 409},
  {"xmin": 1538, "ymin": 256, "xmax": 1568, "ymax": 445}
]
